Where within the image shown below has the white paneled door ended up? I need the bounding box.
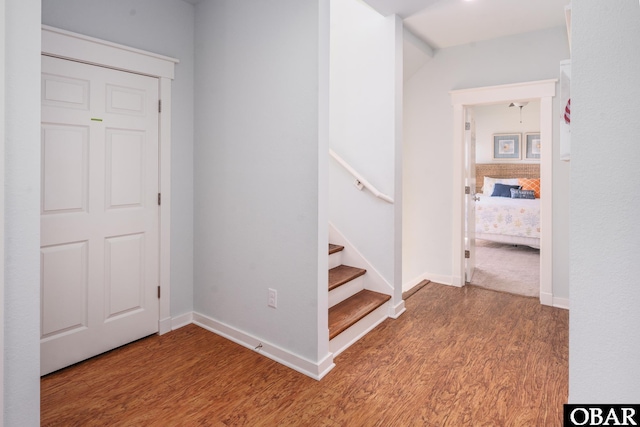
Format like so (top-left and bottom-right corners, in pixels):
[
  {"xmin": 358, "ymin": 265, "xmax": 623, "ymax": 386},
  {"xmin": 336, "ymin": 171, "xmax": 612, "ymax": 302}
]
[{"xmin": 40, "ymin": 56, "xmax": 160, "ymax": 375}]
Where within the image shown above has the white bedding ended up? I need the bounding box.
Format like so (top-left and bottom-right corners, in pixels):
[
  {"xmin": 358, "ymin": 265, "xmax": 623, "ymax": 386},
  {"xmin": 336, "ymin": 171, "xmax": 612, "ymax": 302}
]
[{"xmin": 475, "ymin": 195, "xmax": 540, "ymax": 249}]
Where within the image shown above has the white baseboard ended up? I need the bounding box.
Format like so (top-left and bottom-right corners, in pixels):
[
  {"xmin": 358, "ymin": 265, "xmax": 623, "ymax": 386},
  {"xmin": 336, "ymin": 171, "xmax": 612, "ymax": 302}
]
[
  {"xmin": 329, "ymin": 303, "xmax": 388, "ymax": 357},
  {"xmin": 425, "ymin": 273, "xmax": 457, "ymax": 287},
  {"xmin": 403, "ymin": 272, "xmax": 462, "ymax": 292},
  {"xmin": 389, "ymin": 300, "xmax": 406, "ymax": 319},
  {"xmin": 171, "ymin": 312, "xmax": 194, "ymax": 330},
  {"xmin": 552, "ymin": 297, "xmax": 569, "ymax": 310},
  {"xmin": 540, "ymin": 293, "xmax": 569, "ymax": 310},
  {"xmin": 159, "ymin": 312, "xmax": 194, "ymax": 335},
  {"xmin": 403, "ymin": 273, "xmax": 430, "ymax": 292},
  {"xmin": 158, "ymin": 317, "xmax": 172, "ymax": 335},
  {"xmin": 540, "ymin": 291, "xmax": 553, "ymax": 306},
  {"xmin": 192, "ymin": 312, "xmax": 335, "ymax": 380}
]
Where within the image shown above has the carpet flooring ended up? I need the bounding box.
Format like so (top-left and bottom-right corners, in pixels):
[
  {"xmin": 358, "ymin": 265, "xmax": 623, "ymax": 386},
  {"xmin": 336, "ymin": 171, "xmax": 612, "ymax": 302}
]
[{"xmin": 470, "ymin": 239, "xmax": 540, "ymax": 297}]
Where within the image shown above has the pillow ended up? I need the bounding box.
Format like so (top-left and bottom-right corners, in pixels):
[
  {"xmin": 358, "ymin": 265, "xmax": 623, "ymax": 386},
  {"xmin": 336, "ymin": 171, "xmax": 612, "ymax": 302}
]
[
  {"xmin": 491, "ymin": 183, "xmax": 521, "ymax": 197},
  {"xmin": 482, "ymin": 177, "xmax": 519, "ymax": 196},
  {"xmin": 510, "ymin": 188, "xmax": 536, "ymax": 199},
  {"xmin": 518, "ymin": 178, "xmax": 541, "ymax": 198}
]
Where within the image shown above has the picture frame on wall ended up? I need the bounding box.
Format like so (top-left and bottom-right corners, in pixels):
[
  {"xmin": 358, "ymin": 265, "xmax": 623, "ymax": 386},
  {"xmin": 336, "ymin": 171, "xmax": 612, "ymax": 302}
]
[
  {"xmin": 525, "ymin": 133, "xmax": 541, "ymax": 160},
  {"xmin": 493, "ymin": 133, "xmax": 521, "ymax": 160}
]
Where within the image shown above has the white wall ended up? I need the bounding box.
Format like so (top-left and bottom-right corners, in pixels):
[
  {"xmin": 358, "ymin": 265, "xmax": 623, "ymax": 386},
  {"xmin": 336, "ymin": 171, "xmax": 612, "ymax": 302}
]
[
  {"xmin": 474, "ymin": 102, "xmax": 540, "ymax": 164},
  {"xmin": 193, "ymin": 0, "xmax": 327, "ymax": 363},
  {"xmin": 4, "ymin": 1, "xmax": 41, "ymax": 424},
  {"xmin": 42, "ymin": 0, "xmax": 196, "ymax": 317},
  {"xmin": 570, "ymin": 0, "xmax": 640, "ymax": 402},
  {"xmin": 403, "ymin": 27, "xmax": 570, "ymax": 299},
  {"xmin": 329, "ymin": 0, "xmax": 400, "ymax": 287}
]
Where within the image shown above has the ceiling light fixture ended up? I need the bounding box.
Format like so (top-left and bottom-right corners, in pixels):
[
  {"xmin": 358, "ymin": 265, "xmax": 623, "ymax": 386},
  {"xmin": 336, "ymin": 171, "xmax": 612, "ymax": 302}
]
[{"xmin": 509, "ymin": 101, "xmax": 529, "ymax": 123}]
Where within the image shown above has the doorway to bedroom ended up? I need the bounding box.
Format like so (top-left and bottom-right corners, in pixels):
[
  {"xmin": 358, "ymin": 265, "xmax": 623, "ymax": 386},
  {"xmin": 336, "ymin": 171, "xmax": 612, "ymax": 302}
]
[
  {"xmin": 451, "ymin": 79, "xmax": 555, "ymax": 306},
  {"xmin": 468, "ymin": 102, "xmax": 541, "ymax": 298}
]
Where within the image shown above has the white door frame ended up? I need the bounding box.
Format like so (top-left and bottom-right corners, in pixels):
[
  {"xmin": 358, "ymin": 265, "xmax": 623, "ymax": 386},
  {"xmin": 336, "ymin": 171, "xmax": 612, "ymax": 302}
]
[
  {"xmin": 451, "ymin": 79, "xmax": 556, "ymax": 306},
  {"xmin": 41, "ymin": 25, "xmax": 177, "ymax": 333},
  {"xmin": 1, "ymin": 0, "xmax": 6, "ymax": 421}
]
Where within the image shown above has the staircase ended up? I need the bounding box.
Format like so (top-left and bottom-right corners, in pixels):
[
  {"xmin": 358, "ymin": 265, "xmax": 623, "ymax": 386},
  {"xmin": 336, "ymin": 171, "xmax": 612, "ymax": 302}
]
[{"xmin": 328, "ymin": 244, "xmax": 391, "ymax": 357}]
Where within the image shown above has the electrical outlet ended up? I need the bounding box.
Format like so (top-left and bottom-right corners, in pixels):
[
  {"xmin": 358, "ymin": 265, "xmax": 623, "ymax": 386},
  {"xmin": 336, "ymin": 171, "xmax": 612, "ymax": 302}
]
[{"xmin": 268, "ymin": 288, "xmax": 277, "ymax": 308}]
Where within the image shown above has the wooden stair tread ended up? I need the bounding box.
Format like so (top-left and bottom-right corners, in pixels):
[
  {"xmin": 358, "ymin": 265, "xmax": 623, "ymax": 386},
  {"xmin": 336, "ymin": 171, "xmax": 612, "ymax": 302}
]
[
  {"xmin": 328, "ymin": 244, "xmax": 344, "ymax": 255},
  {"xmin": 328, "ymin": 290, "xmax": 390, "ymax": 340},
  {"xmin": 329, "ymin": 265, "xmax": 366, "ymax": 291}
]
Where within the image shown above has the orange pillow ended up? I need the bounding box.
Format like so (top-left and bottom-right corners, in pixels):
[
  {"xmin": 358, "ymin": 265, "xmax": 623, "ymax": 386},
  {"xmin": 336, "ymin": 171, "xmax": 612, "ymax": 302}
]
[{"xmin": 519, "ymin": 178, "xmax": 540, "ymax": 198}]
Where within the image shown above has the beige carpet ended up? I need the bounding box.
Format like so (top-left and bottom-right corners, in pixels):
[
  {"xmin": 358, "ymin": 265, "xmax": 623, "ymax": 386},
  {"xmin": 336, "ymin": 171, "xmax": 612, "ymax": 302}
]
[{"xmin": 470, "ymin": 239, "xmax": 540, "ymax": 297}]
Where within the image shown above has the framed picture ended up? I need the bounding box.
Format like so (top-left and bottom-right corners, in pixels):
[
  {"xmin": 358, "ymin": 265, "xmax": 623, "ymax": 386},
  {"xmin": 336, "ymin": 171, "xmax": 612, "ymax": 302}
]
[
  {"xmin": 525, "ymin": 133, "xmax": 541, "ymax": 160},
  {"xmin": 493, "ymin": 133, "xmax": 521, "ymax": 160}
]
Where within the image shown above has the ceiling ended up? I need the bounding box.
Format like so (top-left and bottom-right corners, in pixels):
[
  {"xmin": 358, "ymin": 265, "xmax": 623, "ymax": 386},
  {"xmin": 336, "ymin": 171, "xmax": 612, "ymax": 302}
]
[
  {"xmin": 362, "ymin": 0, "xmax": 570, "ymax": 80},
  {"xmin": 363, "ymin": 0, "xmax": 570, "ymax": 50},
  {"xmin": 182, "ymin": 0, "xmax": 570, "ymax": 79},
  {"xmin": 183, "ymin": 0, "xmax": 569, "ymax": 50}
]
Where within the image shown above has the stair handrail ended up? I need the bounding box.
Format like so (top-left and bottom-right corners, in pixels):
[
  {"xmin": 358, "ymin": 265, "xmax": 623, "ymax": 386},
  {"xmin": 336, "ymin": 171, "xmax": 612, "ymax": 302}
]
[{"xmin": 329, "ymin": 149, "xmax": 394, "ymax": 204}]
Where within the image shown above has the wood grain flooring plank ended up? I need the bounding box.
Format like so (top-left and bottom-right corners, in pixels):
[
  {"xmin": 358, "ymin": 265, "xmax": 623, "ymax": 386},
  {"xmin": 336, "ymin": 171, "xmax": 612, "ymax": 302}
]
[
  {"xmin": 41, "ymin": 282, "xmax": 568, "ymax": 426},
  {"xmin": 328, "ymin": 244, "xmax": 344, "ymax": 255},
  {"xmin": 328, "ymin": 265, "xmax": 366, "ymax": 291},
  {"xmin": 328, "ymin": 290, "xmax": 390, "ymax": 339}
]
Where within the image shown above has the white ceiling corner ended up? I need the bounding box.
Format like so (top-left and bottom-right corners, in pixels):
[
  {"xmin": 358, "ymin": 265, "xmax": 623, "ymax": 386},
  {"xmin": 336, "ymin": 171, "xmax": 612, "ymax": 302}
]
[{"xmin": 363, "ymin": 0, "xmax": 570, "ymax": 50}]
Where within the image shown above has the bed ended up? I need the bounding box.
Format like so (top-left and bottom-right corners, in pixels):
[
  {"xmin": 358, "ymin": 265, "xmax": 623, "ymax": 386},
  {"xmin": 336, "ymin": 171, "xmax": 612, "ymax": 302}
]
[{"xmin": 473, "ymin": 163, "xmax": 540, "ymax": 249}]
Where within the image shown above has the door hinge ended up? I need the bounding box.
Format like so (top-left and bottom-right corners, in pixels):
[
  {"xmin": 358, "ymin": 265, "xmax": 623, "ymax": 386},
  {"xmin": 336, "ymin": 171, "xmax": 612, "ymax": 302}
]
[
  {"xmin": 158, "ymin": 286, "xmax": 161, "ymax": 299},
  {"xmin": 465, "ymin": 186, "xmax": 471, "ymax": 194},
  {"xmin": 465, "ymin": 122, "xmax": 471, "ymax": 130},
  {"xmin": 158, "ymin": 193, "xmax": 161, "ymax": 206},
  {"xmin": 158, "ymin": 99, "xmax": 162, "ymax": 113},
  {"xmin": 465, "ymin": 250, "xmax": 470, "ymax": 259}
]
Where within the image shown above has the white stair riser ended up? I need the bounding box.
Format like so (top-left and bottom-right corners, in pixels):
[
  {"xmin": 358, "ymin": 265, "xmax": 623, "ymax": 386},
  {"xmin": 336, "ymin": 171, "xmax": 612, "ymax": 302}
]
[
  {"xmin": 329, "ymin": 302, "xmax": 389, "ymax": 357},
  {"xmin": 329, "ymin": 276, "xmax": 364, "ymax": 308},
  {"xmin": 328, "ymin": 251, "xmax": 343, "ymax": 269}
]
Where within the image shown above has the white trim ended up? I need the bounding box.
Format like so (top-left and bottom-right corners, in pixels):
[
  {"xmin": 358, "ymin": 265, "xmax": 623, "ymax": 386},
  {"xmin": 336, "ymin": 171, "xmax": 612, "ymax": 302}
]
[
  {"xmin": 329, "ymin": 222, "xmax": 394, "ymax": 296},
  {"xmin": 540, "ymin": 292, "xmax": 553, "ymax": 306},
  {"xmin": 392, "ymin": 14, "xmax": 405, "ymax": 320},
  {"xmin": 452, "ymin": 102, "xmax": 466, "ymax": 288},
  {"xmin": 41, "ymin": 25, "xmax": 177, "ymax": 79},
  {"xmin": 403, "ymin": 272, "xmax": 430, "ymax": 292},
  {"xmin": 450, "ymin": 79, "xmax": 557, "ymax": 105},
  {"xmin": 328, "ymin": 303, "xmax": 388, "ymax": 357},
  {"xmin": 193, "ymin": 312, "xmax": 335, "ymax": 381},
  {"xmin": 171, "ymin": 312, "xmax": 194, "ymax": 330},
  {"xmin": 539, "ymin": 96, "xmax": 554, "ymax": 305},
  {"xmin": 389, "ymin": 300, "xmax": 406, "ymax": 319},
  {"xmin": 317, "ymin": 0, "xmax": 331, "ymax": 373},
  {"xmin": 417, "ymin": 273, "xmax": 458, "ymax": 288},
  {"xmin": 158, "ymin": 77, "xmax": 172, "ymax": 333},
  {"xmin": 328, "ymin": 249, "xmax": 342, "ymax": 269},
  {"xmin": 553, "ymin": 297, "xmax": 569, "ymax": 310},
  {"xmin": 158, "ymin": 317, "xmax": 172, "ymax": 335},
  {"xmin": 450, "ymin": 79, "xmax": 557, "ymax": 306},
  {"xmin": 41, "ymin": 26, "xmax": 176, "ymax": 338},
  {"xmin": 0, "ymin": 0, "xmax": 5, "ymax": 421},
  {"xmin": 329, "ymin": 276, "xmax": 364, "ymax": 308}
]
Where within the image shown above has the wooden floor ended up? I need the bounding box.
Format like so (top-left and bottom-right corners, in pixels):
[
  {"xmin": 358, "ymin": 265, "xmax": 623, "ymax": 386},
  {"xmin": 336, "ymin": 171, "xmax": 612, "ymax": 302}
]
[{"xmin": 41, "ymin": 282, "xmax": 568, "ymax": 426}]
